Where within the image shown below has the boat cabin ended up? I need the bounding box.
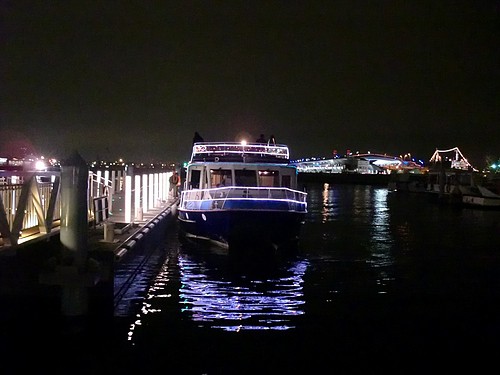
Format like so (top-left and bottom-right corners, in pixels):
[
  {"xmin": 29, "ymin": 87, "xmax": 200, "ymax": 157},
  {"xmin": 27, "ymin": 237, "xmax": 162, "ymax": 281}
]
[
  {"xmin": 185, "ymin": 162, "xmax": 298, "ymax": 191},
  {"xmin": 184, "ymin": 142, "xmax": 299, "ymax": 191}
]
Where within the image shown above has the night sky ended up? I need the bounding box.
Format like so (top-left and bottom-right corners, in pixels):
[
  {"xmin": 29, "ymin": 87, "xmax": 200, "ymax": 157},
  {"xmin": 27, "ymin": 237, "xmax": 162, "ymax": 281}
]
[{"xmin": 1, "ymin": 1, "xmax": 498, "ymax": 167}]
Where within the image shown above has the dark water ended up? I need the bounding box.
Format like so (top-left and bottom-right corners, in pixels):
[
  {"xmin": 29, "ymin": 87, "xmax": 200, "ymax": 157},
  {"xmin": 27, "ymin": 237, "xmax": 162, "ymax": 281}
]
[
  {"xmin": 4, "ymin": 183, "xmax": 500, "ymax": 374},
  {"xmin": 110, "ymin": 183, "xmax": 500, "ymax": 374}
]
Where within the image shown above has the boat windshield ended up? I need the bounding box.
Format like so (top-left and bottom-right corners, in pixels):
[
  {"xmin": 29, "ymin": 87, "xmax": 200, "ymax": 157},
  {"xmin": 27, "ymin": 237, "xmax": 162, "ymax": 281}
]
[
  {"xmin": 258, "ymin": 170, "xmax": 280, "ymax": 187},
  {"xmin": 235, "ymin": 170, "xmax": 257, "ymax": 186},
  {"xmin": 210, "ymin": 169, "xmax": 233, "ymax": 187},
  {"xmin": 202, "ymin": 167, "xmax": 294, "ymax": 188}
]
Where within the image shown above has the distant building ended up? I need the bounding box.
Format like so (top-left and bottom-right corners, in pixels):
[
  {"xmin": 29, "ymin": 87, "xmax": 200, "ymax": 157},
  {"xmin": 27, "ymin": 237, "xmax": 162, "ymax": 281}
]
[{"xmin": 291, "ymin": 154, "xmax": 411, "ymax": 174}]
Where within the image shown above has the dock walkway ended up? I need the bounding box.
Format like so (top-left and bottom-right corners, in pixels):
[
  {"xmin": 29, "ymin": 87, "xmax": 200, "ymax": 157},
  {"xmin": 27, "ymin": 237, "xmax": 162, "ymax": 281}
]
[{"xmin": 0, "ymin": 196, "xmax": 179, "ymax": 321}]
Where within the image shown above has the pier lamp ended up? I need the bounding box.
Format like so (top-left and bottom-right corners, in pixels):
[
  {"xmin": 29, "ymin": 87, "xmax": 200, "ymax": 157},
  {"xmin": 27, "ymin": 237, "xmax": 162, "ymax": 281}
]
[
  {"xmin": 125, "ymin": 175, "xmax": 132, "ymax": 223},
  {"xmin": 142, "ymin": 174, "xmax": 148, "ymax": 212},
  {"xmin": 149, "ymin": 174, "xmax": 154, "ymax": 210},
  {"xmin": 134, "ymin": 175, "xmax": 141, "ymax": 220}
]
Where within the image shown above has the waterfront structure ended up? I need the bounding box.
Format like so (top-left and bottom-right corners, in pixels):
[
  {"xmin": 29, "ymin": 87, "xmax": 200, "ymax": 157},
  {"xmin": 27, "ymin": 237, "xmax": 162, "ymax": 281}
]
[
  {"xmin": 0, "ymin": 160, "xmax": 174, "ymax": 250},
  {"xmin": 292, "ymin": 153, "xmax": 423, "ymax": 174}
]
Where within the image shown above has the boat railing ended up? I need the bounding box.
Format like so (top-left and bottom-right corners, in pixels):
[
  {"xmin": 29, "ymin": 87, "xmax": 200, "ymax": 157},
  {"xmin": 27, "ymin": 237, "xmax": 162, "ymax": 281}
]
[
  {"xmin": 180, "ymin": 186, "xmax": 307, "ymax": 211},
  {"xmin": 191, "ymin": 142, "xmax": 289, "ymax": 162}
]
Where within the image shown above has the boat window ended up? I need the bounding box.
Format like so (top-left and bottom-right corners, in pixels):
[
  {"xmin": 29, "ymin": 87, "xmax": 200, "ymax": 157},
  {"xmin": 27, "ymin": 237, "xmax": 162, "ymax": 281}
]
[
  {"xmin": 282, "ymin": 175, "xmax": 291, "ymax": 188},
  {"xmin": 210, "ymin": 169, "xmax": 233, "ymax": 187},
  {"xmin": 258, "ymin": 170, "xmax": 279, "ymax": 187},
  {"xmin": 235, "ymin": 170, "xmax": 257, "ymax": 187},
  {"xmin": 189, "ymin": 169, "xmax": 201, "ymax": 189}
]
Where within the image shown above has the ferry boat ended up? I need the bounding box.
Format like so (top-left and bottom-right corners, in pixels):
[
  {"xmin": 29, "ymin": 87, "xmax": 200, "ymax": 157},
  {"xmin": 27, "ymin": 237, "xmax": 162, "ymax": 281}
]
[{"xmin": 177, "ymin": 141, "xmax": 308, "ymax": 251}]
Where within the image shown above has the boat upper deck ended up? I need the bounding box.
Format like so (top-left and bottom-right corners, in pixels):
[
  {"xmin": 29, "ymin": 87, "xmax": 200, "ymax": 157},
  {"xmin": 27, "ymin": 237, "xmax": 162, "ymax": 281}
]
[{"xmin": 190, "ymin": 142, "xmax": 290, "ymax": 163}]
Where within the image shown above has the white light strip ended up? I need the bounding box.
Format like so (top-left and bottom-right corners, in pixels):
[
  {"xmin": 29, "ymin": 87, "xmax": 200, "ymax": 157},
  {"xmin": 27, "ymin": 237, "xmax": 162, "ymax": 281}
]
[
  {"xmin": 125, "ymin": 175, "xmax": 132, "ymax": 223},
  {"xmin": 134, "ymin": 175, "xmax": 141, "ymax": 220},
  {"xmin": 142, "ymin": 174, "xmax": 148, "ymax": 212},
  {"xmin": 154, "ymin": 173, "xmax": 159, "ymax": 207},
  {"xmin": 148, "ymin": 174, "xmax": 154, "ymax": 211}
]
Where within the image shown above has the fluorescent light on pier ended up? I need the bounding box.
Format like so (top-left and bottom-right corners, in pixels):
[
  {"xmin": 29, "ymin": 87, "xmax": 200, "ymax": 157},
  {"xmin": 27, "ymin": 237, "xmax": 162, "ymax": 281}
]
[
  {"xmin": 154, "ymin": 173, "xmax": 159, "ymax": 207},
  {"xmin": 142, "ymin": 174, "xmax": 148, "ymax": 212},
  {"xmin": 135, "ymin": 175, "xmax": 141, "ymax": 220},
  {"xmin": 149, "ymin": 174, "xmax": 154, "ymax": 211},
  {"xmin": 125, "ymin": 175, "xmax": 132, "ymax": 223}
]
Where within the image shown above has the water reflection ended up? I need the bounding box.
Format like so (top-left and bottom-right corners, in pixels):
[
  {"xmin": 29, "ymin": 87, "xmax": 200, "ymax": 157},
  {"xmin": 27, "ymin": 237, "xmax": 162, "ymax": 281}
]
[
  {"xmin": 305, "ymin": 183, "xmax": 395, "ymax": 293},
  {"xmin": 117, "ymin": 183, "xmax": 500, "ymax": 370},
  {"xmin": 126, "ymin": 259, "xmax": 176, "ymax": 343},
  {"xmin": 369, "ymin": 188, "xmax": 393, "ymax": 256},
  {"xmin": 125, "ymin": 242, "xmax": 309, "ymax": 341},
  {"xmin": 322, "ymin": 183, "xmax": 338, "ymax": 222},
  {"xmin": 368, "ymin": 188, "xmax": 395, "ymax": 292},
  {"xmin": 178, "ymin": 247, "xmax": 308, "ymax": 332}
]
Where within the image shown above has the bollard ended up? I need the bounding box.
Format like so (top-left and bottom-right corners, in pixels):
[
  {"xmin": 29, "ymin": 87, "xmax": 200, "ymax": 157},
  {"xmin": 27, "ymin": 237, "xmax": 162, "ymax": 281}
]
[
  {"xmin": 136, "ymin": 207, "xmax": 143, "ymax": 221},
  {"xmin": 104, "ymin": 221, "xmax": 115, "ymax": 242},
  {"xmin": 58, "ymin": 151, "xmax": 97, "ymax": 317},
  {"xmin": 60, "ymin": 151, "xmax": 88, "ymax": 268}
]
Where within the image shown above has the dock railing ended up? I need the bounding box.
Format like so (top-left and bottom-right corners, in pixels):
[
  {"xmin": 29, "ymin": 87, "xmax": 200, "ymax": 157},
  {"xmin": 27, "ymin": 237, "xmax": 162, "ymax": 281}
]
[
  {"xmin": 0, "ymin": 168, "xmax": 174, "ymax": 250},
  {"xmin": 0, "ymin": 170, "xmax": 108, "ymax": 248}
]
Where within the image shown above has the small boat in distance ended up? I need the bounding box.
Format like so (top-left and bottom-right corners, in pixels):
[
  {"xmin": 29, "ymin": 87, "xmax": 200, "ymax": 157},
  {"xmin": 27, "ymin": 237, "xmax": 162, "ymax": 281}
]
[
  {"xmin": 461, "ymin": 177, "xmax": 500, "ymax": 209},
  {"xmin": 462, "ymin": 185, "xmax": 500, "ymax": 209},
  {"xmin": 178, "ymin": 141, "xmax": 308, "ymax": 252},
  {"xmin": 415, "ymin": 146, "xmax": 500, "ymax": 209}
]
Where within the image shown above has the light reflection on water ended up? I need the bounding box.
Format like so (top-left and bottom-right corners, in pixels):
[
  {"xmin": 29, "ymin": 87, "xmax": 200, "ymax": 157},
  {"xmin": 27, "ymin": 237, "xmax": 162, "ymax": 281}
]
[
  {"xmin": 117, "ymin": 183, "xmax": 500, "ymax": 371},
  {"xmin": 126, "ymin": 243, "xmax": 309, "ymax": 342},
  {"xmin": 178, "ymin": 252, "xmax": 308, "ymax": 332},
  {"xmin": 306, "ymin": 183, "xmax": 396, "ymax": 294},
  {"xmin": 118, "ymin": 182, "xmax": 500, "ymax": 374},
  {"xmin": 125, "ymin": 260, "xmax": 174, "ymax": 343}
]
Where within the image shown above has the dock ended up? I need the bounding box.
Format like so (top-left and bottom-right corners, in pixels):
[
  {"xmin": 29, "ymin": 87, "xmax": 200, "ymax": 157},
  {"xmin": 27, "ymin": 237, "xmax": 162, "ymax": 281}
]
[{"xmin": 0, "ymin": 193, "xmax": 179, "ymax": 322}]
